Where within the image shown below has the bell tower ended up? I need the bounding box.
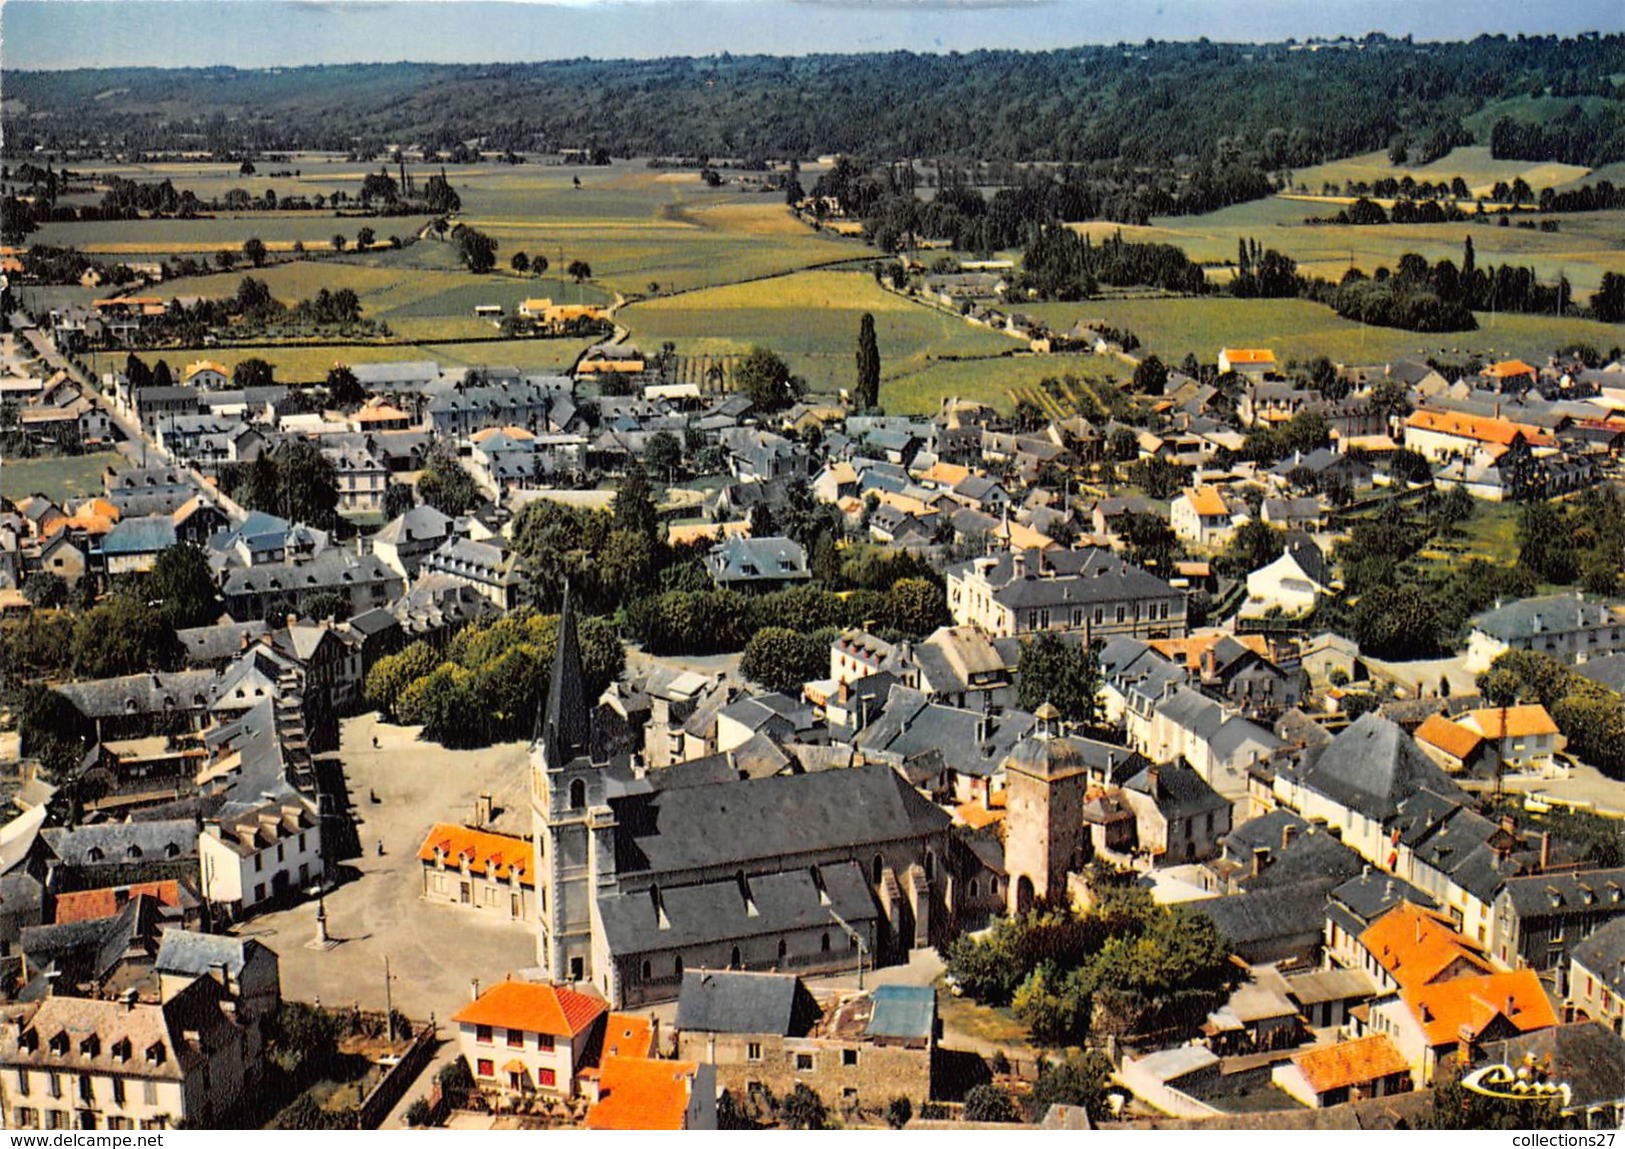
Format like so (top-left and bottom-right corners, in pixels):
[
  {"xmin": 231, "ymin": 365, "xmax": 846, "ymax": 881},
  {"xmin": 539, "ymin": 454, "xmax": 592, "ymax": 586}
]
[{"xmin": 531, "ymin": 584, "xmax": 606, "ymax": 984}]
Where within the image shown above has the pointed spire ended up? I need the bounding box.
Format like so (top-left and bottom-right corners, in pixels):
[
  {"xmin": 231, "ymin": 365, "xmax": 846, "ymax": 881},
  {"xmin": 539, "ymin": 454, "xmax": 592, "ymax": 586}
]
[{"xmin": 538, "ymin": 581, "xmax": 591, "ymax": 765}]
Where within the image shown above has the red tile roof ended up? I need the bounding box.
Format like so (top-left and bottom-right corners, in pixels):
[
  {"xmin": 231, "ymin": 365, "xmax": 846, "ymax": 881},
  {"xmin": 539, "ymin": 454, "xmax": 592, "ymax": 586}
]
[
  {"xmin": 1289, "ymin": 1034, "xmax": 1411, "ymax": 1094},
  {"xmin": 1401, "ymin": 969, "xmax": 1558, "ymax": 1046},
  {"xmin": 584, "ymin": 1056, "xmax": 700, "ymax": 1130},
  {"xmin": 417, "ymin": 823, "xmax": 533, "ymax": 888},
  {"xmin": 1359, "ymin": 903, "xmax": 1494, "ymax": 991},
  {"xmin": 602, "ymin": 1013, "xmax": 654, "ymax": 1060},
  {"xmin": 452, "ymin": 980, "xmax": 607, "ymax": 1039},
  {"xmin": 1414, "ymin": 713, "xmax": 1484, "ymax": 762},
  {"xmin": 53, "ymin": 881, "xmax": 187, "ymax": 925},
  {"xmin": 1405, "ymin": 409, "xmax": 1554, "ymax": 448}
]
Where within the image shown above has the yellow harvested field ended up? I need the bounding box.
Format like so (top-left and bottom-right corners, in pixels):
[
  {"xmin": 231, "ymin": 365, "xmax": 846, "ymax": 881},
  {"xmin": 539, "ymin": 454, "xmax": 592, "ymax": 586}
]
[
  {"xmin": 640, "ymin": 269, "xmax": 921, "ymax": 313},
  {"xmin": 75, "ymin": 240, "xmax": 314, "ymax": 254},
  {"xmin": 1066, "ymin": 221, "xmax": 1195, "ymax": 245},
  {"xmin": 685, "ymin": 203, "xmax": 812, "ymax": 237}
]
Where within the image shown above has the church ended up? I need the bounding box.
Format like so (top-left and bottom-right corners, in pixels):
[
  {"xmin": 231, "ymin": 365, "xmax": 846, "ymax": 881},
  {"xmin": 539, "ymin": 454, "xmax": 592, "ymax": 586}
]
[{"xmin": 530, "ymin": 589, "xmax": 961, "ymax": 1007}]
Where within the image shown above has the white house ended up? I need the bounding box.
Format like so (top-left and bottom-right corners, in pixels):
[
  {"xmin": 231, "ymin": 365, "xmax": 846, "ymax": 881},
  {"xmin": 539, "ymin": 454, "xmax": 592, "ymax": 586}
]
[
  {"xmin": 452, "ymin": 980, "xmax": 610, "ymax": 1099},
  {"xmin": 1170, "ymin": 486, "xmax": 1240, "ymax": 548},
  {"xmin": 198, "ymin": 801, "xmax": 322, "ymax": 919},
  {"xmin": 1243, "ymin": 533, "xmax": 1331, "ymax": 618}
]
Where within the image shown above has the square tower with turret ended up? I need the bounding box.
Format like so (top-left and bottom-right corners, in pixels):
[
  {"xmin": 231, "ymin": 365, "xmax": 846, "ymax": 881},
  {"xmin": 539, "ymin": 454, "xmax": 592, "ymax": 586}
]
[{"xmin": 1002, "ymin": 703, "xmax": 1091, "ymax": 915}]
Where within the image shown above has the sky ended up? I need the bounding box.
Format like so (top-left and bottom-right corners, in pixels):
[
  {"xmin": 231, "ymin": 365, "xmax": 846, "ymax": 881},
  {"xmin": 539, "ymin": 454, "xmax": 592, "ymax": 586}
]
[{"xmin": 2, "ymin": 0, "xmax": 1621, "ymax": 71}]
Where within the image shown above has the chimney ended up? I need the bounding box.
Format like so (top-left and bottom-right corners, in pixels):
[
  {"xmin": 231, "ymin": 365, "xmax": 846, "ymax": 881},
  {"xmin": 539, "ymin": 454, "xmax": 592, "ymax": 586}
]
[
  {"xmin": 208, "ymin": 961, "xmax": 227, "ymax": 986},
  {"xmin": 1146, "ymin": 764, "xmax": 1160, "ymax": 797},
  {"xmin": 285, "ymin": 613, "xmax": 298, "ymax": 630},
  {"xmin": 1384, "ymin": 879, "xmax": 1395, "ymax": 900},
  {"xmin": 1505, "ymin": 994, "xmax": 1517, "ymax": 1017},
  {"xmin": 474, "ymin": 793, "xmax": 493, "ymax": 827},
  {"xmin": 1281, "ymin": 823, "xmax": 1299, "ymax": 852},
  {"xmin": 122, "ymin": 987, "xmax": 138, "ymax": 1011},
  {"xmin": 470, "ymin": 978, "xmax": 481, "ymax": 1002},
  {"xmin": 1011, "ymin": 549, "xmax": 1028, "ymax": 580}
]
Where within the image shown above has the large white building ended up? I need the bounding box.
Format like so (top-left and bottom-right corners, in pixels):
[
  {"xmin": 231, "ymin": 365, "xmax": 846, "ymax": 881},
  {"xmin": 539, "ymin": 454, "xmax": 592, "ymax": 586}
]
[
  {"xmin": 199, "ymin": 801, "xmax": 321, "ymax": 919},
  {"xmin": 945, "ymin": 547, "xmax": 1186, "ymax": 640}
]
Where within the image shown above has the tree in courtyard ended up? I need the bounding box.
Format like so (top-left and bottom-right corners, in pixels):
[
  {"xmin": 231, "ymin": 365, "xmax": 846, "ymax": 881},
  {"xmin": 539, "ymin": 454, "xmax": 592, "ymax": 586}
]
[
  {"xmin": 1026, "ymin": 1052, "xmax": 1115, "ymax": 1122},
  {"xmin": 962, "ymin": 1085, "xmax": 1021, "ymax": 1123},
  {"xmin": 780, "ymin": 1083, "xmax": 828, "ymax": 1130},
  {"xmin": 1132, "ymin": 354, "xmax": 1169, "ymax": 396},
  {"xmin": 326, "ymin": 365, "xmax": 364, "ymax": 409},
  {"xmin": 610, "ymin": 459, "xmax": 661, "ymax": 547},
  {"xmin": 146, "ymin": 543, "xmax": 220, "ymax": 628},
  {"xmin": 735, "ymin": 345, "xmax": 802, "ymax": 413},
  {"xmin": 416, "ymin": 443, "xmax": 482, "ymax": 517},
  {"xmin": 854, "ymin": 312, "xmax": 881, "ymax": 410},
  {"xmin": 741, "ymin": 627, "xmax": 831, "ymax": 696},
  {"xmin": 233, "ymin": 357, "xmax": 275, "ymax": 390},
  {"xmin": 645, "ymin": 430, "xmax": 683, "ymax": 483},
  {"xmin": 1016, "ymin": 630, "xmax": 1102, "ymax": 726},
  {"xmin": 382, "ymin": 482, "xmax": 415, "ymax": 520},
  {"xmin": 71, "ymin": 594, "xmax": 180, "ymax": 678}
]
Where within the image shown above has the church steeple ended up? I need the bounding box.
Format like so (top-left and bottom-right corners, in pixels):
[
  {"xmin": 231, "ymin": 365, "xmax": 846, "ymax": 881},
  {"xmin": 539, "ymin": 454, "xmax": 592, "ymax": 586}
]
[{"xmin": 538, "ymin": 581, "xmax": 592, "ymax": 767}]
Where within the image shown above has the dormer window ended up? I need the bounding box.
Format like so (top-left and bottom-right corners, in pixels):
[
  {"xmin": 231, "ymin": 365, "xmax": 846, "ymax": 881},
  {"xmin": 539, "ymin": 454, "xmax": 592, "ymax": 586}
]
[
  {"xmin": 145, "ymin": 1042, "xmax": 165, "ymax": 1065},
  {"xmin": 164, "ymin": 843, "xmax": 180, "ymax": 859},
  {"xmin": 86, "ymin": 847, "xmax": 104, "ymax": 864},
  {"xmin": 78, "ymin": 1035, "xmax": 99, "ymax": 1058},
  {"xmin": 111, "ymin": 1039, "xmax": 131, "ymax": 1063},
  {"xmin": 126, "ymin": 845, "xmax": 143, "ymax": 860},
  {"xmin": 48, "ymin": 1031, "xmax": 68, "ymax": 1057}
]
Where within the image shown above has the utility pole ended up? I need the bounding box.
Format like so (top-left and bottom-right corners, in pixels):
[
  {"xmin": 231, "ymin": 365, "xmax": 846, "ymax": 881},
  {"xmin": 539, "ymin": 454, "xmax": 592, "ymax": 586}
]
[
  {"xmin": 384, "ymin": 956, "xmax": 396, "ymax": 1041},
  {"xmin": 827, "ymin": 908, "xmax": 867, "ymax": 991}
]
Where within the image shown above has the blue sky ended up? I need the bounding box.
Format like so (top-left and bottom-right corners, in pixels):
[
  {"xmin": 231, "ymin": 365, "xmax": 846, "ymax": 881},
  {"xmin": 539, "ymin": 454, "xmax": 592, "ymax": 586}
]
[{"xmin": 3, "ymin": 0, "xmax": 1621, "ymax": 71}]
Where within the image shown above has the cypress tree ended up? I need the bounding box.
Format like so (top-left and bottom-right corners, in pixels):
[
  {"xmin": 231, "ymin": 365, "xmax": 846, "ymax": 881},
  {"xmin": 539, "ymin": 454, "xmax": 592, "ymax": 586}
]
[{"xmin": 855, "ymin": 312, "xmax": 881, "ymax": 410}]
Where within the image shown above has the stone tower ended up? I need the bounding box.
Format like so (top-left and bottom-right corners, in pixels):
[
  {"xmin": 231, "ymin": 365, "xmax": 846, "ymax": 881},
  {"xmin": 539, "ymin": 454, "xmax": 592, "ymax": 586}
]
[
  {"xmin": 1002, "ymin": 702, "xmax": 1090, "ymax": 915},
  {"xmin": 531, "ymin": 584, "xmax": 615, "ymax": 987}
]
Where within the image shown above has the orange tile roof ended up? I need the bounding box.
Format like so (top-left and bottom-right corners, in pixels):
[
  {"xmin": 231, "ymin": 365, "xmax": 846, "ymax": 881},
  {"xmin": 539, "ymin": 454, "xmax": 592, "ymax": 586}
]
[
  {"xmin": 921, "ymin": 461, "xmax": 971, "ymax": 488},
  {"xmin": 1404, "ymin": 409, "xmax": 1554, "ymax": 448},
  {"xmin": 53, "ymin": 881, "xmax": 187, "ymax": 925},
  {"xmin": 417, "ymin": 823, "xmax": 534, "ymax": 887},
  {"xmin": 602, "ymin": 1013, "xmax": 654, "ymax": 1060},
  {"xmin": 1485, "ymin": 360, "xmax": 1538, "ymax": 379},
  {"xmin": 469, "ymin": 424, "xmax": 535, "ymax": 443},
  {"xmin": 452, "ymin": 980, "xmax": 608, "ymax": 1039},
  {"xmin": 955, "ymin": 800, "xmax": 1006, "ymax": 830},
  {"xmin": 1148, "ymin": 633, "xmax": 1271, "ymax": 671},
  {"xmin": 1184, "ymin": 486, "xmax": 1231, "ymax": 518},
  {"xmin": 584, "ymin": 1056, "xmax": 699, "ymax": 1130},
  {"xmin": 183, "ymin": 360, "xmax": 229, "ymax": 380},
  {"xmin": 1401, "ymin": 969, "xmax": 1557, "ymax": 1047},
  {"xmin": 1414, "ymin": 713, "xmax": 1484, "ymax": 762},
  {"xmin": 353, "ymin": 403, "xmax": 410, "ymax": 423},
  {"xmin": 1359, "ymin": 903, "xmax": 1493, "ymax": 991},
  {"xmin": 991, "ymin": 518, "xmax": 1055, "ymax": 552},
  {"xmin": 1465, "ymin": 704, "xmax": 1560, "ymax": 740},
  {"xmin": 1288, "ymin": 1034, "xmax": 1411, "ymax": 1094},
  {"xmin": 1223, "ymin": 348, "xmax": 1277, "ymax": 365}
]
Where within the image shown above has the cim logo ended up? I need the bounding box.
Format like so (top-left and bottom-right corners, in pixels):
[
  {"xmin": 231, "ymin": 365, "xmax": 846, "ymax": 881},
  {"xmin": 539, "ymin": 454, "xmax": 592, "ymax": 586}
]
[{"xmin": 1461, "ymin": 1061, "xmax": 1572, "ymax": 1108}]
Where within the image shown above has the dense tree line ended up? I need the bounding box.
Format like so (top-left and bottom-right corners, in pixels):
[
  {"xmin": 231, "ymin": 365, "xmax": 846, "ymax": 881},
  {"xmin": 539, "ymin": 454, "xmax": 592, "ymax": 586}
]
[
  {"xmin": 1490, "ymin": 107, "xmax": 1625, "ymax": 166},
  {"xmin": 1018, "ymin": 226, "xmax": 1206, "ymax": 300},
  {"xmin": 9, "ymin": 36, "xmax": 1624, "ymax": 165}
]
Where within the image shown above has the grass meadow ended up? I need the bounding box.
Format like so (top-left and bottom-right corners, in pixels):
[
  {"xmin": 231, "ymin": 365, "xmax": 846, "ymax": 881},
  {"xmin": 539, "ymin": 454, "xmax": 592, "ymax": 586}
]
[{"xmin": 0, "ymin": 451, "xmax": 124, "ymax": 503}]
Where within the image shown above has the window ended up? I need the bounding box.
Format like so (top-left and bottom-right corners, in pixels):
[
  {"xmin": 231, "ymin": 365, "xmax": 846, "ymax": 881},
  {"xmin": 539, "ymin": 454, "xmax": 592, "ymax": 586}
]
[
  {"xmin": 842, "ymin": 1049, "xmax": 858, "ymax": 1067},
  {"xmin": 569, "ymin": 779, "xmax": 586, "ymax": 810},
  {"xmin": 821, "ymin": 933, "xmax": 831, "ymax": 953},
  {"xmin": 476, "ymin": 1059, "xmax": 494, "ymax": 1079},
  {"xmin": 47, "ymin": 1110, "xmax": 66, "ymax": 1130},
  {"xmin": 298, "ymin": 833, "xmax": 307, "ymax": 852},
  {"xmin": 747, "ymin": 1042, "xmax": 762, "ymax": 1062},
  {"xmin": 254, "ymin": 854, "xmax": 264, "ymax": 873},
  {"xmin": 641, "ymin": 960, "xmax": 652, "ymax": 982},
  {"xmin": 111, "ymin": 1077, "xmax": 124, "ymax": 1106},
  {"xmin": 48, "ymin": 1074, "xmax": 61, "ymax": 1100},
  {"xmin": 537, "ymin": 1068, "xmax": 556, "ymax": 1088},
  {"xmin": 254, "ymin": 883, "xmax": 266, "ymax": 902},
  {"xmin": 475, "ymin": 1025, "xmax": 493, "ymax": 1045},
  {"xmin": 13, "ymin": 1107, "xmax": 37, "ymax": 1128},
  {"xmin": 16, "ymin": 1069, "xmax": 28, "ymax": 1096},
  {"xmin": 796, "ymin": 1054, "xmax": 814, "ymax": 1071},
  {"xmin": 507, "ymin": 1028, "xmax": 524, "ymax": 1049},
  {"xmin": 536, "ymin": 1034, "xmax": 554, "ymax": 1052},
  {"xmin": 142, "ymin": 1081, "xmax": 157, "ymax": 1106},
  {"xmin": 276, "ymin": 843, "xmax": 285, "ymax": 863}
]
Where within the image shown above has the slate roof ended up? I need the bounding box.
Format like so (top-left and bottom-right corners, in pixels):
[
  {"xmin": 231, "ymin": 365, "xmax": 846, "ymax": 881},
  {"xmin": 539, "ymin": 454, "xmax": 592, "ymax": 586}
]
[
  {"xmin": 1123, "ymin": 763, "xmax": 1229, "ymax": 818},
  {"xmin": 1288, "ymin": 713, "xmax": 1466, "ymax": 822},
  {"xmin": 101, "ymin": 513, "xmax": 177, "ymax": 555},
  {"xmin": 706, "ymin": 536, "xmax": 810, "ymax": 585},
  {"xmin": 1502, "ymin": 867, "xmax": 1625, "ymax": 917},
  {"xmin": 866, "ymin": 984, "xmax": 936, "ymax": 1041},
  {"xmin": 222, "ymin": 549, "xmax": 401, "ymax": 598},
  {"xmin": 610, "ymin": 763, "xmax": 947, "ymax": 877},
  {"xmin": 1196, "ymin": 879, "xmax": 1334, "ymax": 950},
  {"xmin": 1281, "ymin": 530, "xmax": 1328, "ymax": 587},
  {"xmin": 1481, "ymin": 1023, "xmax": 1625, "ymax": 1114},
  {"xmin": 1329, "ymin": 869, "xmax": 1437, "ymax": 924},
  {"xmin": 56, "ymin": 670, "xmax": 218, "ymax": 720},
  {"xmin": 45, "ymin": 822, "xmax": 193, "ymax": 869},
  {"xmin": 1469, "ymin": 591, "xmax": 1621, "ymax": 642},
  {"xmin": 674, "ymin": 969, "xmax": 820, "ymax": 1037},
  {"xmin": 950, "ymin": 546, "xmax": 1179, "ymax": 610},
  {"xmin": 154, "ymin": 930, "xmax": 270, "ymax": 981},
  {"xmin": 596, "ymin": 860, "xmax": 878, "ymax": 954},
  {"xmin": 1574, "ymin": 653, "xmax": 1625, "ymax": 694},
  {"xmin": 1570, "ymin": 917, "xmax": 1625, "ymax": 996},
  {"xmin": 854, "ymin": 686, "xmax": 1034, "ymax": 779}
]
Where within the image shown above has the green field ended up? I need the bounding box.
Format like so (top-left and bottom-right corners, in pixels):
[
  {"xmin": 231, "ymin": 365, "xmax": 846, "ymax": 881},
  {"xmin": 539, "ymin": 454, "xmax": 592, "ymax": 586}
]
[
  {"xmin": 620, "ymin": 269, "xmax": 1018, "ymax": 392},
  {"xmin": 1141, "ymin": 197, "xmax": 1625, "ymax": 297},
  {"xmin": 1014, "ymin": 296, "xmax": 1623, "ymax": 369},
  {"xmin": 881, "ymin": 351, "xmax": 1126, "ymax": 417},
  {"xmin": 1292, "ymin": 146, "xmax": 1592, "ymax": 198},
  {"xmin": 0, "ymin": 451, "xmax": 124, "ymax": 503},
  {"xmin": 148, "ymin": 337, "xmax": 595, "ymax": 384}
]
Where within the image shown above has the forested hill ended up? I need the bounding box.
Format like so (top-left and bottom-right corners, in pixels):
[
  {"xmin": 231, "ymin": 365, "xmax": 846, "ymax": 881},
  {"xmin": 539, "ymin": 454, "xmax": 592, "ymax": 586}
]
[{"xmin": 5, "ymin": 34, "xmax": 1625, "ymax": 166}]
